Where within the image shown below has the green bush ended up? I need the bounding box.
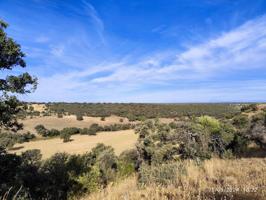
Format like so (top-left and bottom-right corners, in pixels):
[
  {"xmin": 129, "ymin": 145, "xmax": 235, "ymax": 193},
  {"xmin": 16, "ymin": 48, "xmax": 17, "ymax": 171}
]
[
  {"xmin": 119, "ymin": 149, "xmax": 138, "ymax": 164},
  {"xmin": 21, "ymin": 149, "xmax": 42, "ymax": 165},
  {"xmin": 77, "ymin": 167, "xmax": 101, "ymax": 193},
  {"xmin": 232, "ymin": 114, "xmax": 249, "ymax": 129},
  {"xmin": 34, "ymin": 124, "xmax": 47, "ymax": 136},
  {"xmin": 60, "ymin": 127, "xmax": 80, "ymax": 135},
  {"xmin": 60, "ymin": 132, "xmax": 71, "ymax": 143},
  {"xmin": 87, "ymin": 123, "xmax": 101, "ymax": 135},
  {"xmin": 80, "ymin": 128, "xmax": 90, "ymax": 135},
  {"xmin": 47, "ymin": 129, "xmax": 61, "ymax": 137},
  {"xmin": 76, "ymin": 114, "xmax": 83, "ymax": 121},
  {"xmin": 0, "ymin": 133, "xmax": 16, "ymax": 149},
  {"xmin": 0, "ymin": 132, "xmax": 36, "ymax": 149}
]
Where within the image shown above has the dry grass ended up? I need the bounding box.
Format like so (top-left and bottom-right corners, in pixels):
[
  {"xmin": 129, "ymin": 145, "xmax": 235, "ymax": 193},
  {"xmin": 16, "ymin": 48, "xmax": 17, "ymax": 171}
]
[
  {"xmin": 29, "ymin": 103, "xmax": 47, "ymax": 112},
  {"xmin": 19, "ymin": 115, "xmax": 130, "ymax": 134},
  {"xmin": 9, "ymin": 130, "xmax": 138, "ymax": 159},
  {"xmin": 83, "ymin": 158, "xmax": 266, "ymax": 200}
]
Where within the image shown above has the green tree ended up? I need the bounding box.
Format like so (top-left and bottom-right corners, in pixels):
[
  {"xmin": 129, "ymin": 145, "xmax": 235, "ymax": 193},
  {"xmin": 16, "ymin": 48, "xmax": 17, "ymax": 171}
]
[
  {"xmin": 0, "ymin": 20, "xmax": 37, "ymax": 132},
  {"xmin": 60, "ymin": 132, "xmax": 71, "ymax": 143},
  {"xmin": 34, "ymin": 124, "xmax": 47, "ymax": 136}
]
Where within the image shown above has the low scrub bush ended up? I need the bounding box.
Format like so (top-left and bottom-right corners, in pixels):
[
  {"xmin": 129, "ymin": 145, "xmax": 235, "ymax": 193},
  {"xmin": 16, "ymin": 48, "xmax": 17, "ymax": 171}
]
[
  {"xmin": 34, "ymin": 124, "xmax": 47, "ymax": 136},
  {"xmin": 60, "ymin": 132, "xmax": 71, "ymax": 143},
  {"xmin": 76, "ymin": 114, "xmax": 84, "ymax": 121},
  {"xmin": 60, "ymin": 127, "xmax": 80, "ymax": 135},
  {"xmin": 0, "ymin": 132, "xmax": 36, "ymax": 149},
  {"xmin": 138, "ymin": 163, "xmax": 179, "ymax": 186}
]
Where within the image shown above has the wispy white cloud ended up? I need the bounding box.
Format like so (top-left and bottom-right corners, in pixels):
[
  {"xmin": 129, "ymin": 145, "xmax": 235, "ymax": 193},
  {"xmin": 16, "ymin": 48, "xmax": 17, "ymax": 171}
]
[
  {"xmin": 35, "ymin": 35, "xmax": 50, "ymax": 43},
  {"xmin": 89, "ymin": 14, "xmax": 266, "ymax": 84},
  {"xmin": 82, "ymin": 0, "xmax": 105, "ymax": 44},
  {"xmin": 23, "ymin": 14, "xmax": 266, "ymax": 102}
]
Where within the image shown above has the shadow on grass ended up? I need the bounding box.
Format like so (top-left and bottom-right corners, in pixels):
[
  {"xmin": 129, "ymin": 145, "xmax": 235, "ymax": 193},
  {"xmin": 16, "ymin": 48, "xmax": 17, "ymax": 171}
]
[
  {"xmin": 9, "ymin": 146, "xmax": 24, "ymax": 151},
  {"xmin": 239, "ymin": 147, "xmax": 266, "ymax": 158},
  {"xmin": 202, "ymin": 191, "xmax": 264, "ymax": 200}
]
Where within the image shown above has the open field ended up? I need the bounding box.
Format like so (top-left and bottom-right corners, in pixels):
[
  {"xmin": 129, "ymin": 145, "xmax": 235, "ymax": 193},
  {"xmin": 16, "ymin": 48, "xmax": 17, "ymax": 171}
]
[
  {"xmin": 19, "ymin": 115, "xmax": 130, "ymax": 134},
  {"xmin": 10, "ymin": 129, "xmax": 138, "ymax": 159},
  {"xmin": 19, "ymin": 114, "xmax": 174, "ymax": 134},
  {"xmin": 83, "ymin": 158, "xmax": 266, "ymax": 200}
]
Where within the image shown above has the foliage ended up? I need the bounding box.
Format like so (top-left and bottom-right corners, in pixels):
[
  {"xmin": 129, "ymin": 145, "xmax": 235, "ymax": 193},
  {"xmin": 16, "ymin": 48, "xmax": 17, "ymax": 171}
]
[
  {"xmin": 60, "ymin": 132, "xmax": 71, "ymax": 143},
  {"xmin": 87, "ymin": 123, "xmax": 100, "ymax": 135},
  {"xmin": 232, "ymin": 114, "xmax": 249, "ymax": 129},
  {"xmin": 0, "ymin": 20, "xmax": 37, "ymax": 132},
  {"xmin": 47, "ymin": 128, "xmax": 60, "ymax": 137},
  {"xmin": 136, "ymin": 117, "xmax": 241, "ymax": 166},
  {"xmin": 76, "ymin": 114, "xmax": 83, "ymax": 121},
  {"xmin": 48, "ymin": 103, "xmax": 240, "ymax": 119},
  {"xmin": 248, "ymin": 112, "xmax": 266, "ymax": 148},
  {"xmin": 0, "ymin": 132, "xmax": 35, "ymax": 149},
  {"xmin": 241, "ymin": 103, "xmax": 258, "ymax": 112},
  {"xmin": 61, "ymin": 127, "xmax": 80, "ymax": 135},
  {"xmin": 34, "ymin": 124, "xmax": 47, "ymax": 136}
]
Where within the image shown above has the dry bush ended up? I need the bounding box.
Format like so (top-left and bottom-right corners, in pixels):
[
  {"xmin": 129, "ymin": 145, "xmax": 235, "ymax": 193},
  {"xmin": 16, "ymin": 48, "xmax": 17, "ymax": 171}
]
[{"xmin": 83, "ymin": 158, "xmax": 266, "ymax": 200}]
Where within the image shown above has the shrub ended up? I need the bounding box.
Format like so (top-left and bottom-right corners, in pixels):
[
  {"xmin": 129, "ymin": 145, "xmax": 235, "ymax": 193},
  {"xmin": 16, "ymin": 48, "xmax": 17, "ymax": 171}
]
[
  {"xmin": 60, "ymin": 132, "xmax": 71, "ymax": 143},
  {"xmin": 77, "ymin": 167, "xmax": 101, "ymax": 193},
  {"xmin": 197, "ymin": 115, "xmax": 221, "ymax": 134},
  {"xmin": 119, "ymin": 118, "xmax": 124, "ymax": 123},
  {"xmin": 16, "ymin": 132, "xmax": 36, "ymax": 143},
  {"xmin": 21, "ymin": 149, "xmax": 42, "ymax": 166},
  {"xmin": 87, "ymin": 123, "xmax": 101, "ymax": 135},
  {"xmin": 57, "ymin": 113, "xmax": 63, "ymax": 118},
  {"xmin": 248, "ymin": 112, "xmax": 266, "ymax": 148},
  {"xmin": 80, "ymin": 128, "xmax": 90, "ymax": 135},
  {"xmin": 0, "ymin": 132, "xmax": 36, "ymax": 149},
  {"xmin": 241, "ymin": 104, "xmax": 258, "ymax": 112},
  {"xmin": 40, "ymin": 153, "xmax": 75, "ymax": 199},
  {"xmin": 76, "ymin": 114, "xmax": 83, "ymax": 121},
  {"xmin": 232, "ymin": 114, "xmax": 249, "ymax": 129},
  {"xmin": 34, "ymin": 124, "xmax": 47, "ymax": 136},
  {"xmin": 100, "ymin": 116, "xmax": 105, "ymax": 121},
  {"xmin": 60, "ymin": 127, "xmax": 80, "ymax": 135},
  {"xmin": 47, "ymin": 129, "xmax": 60, "ymax": 137},
  {"xmin": 0, "ymin": 133, "xmax": 16, "ymax": 149},
  {"xmin": 119, "ymin": 149, "xmax": 138, "ymax": 164}
]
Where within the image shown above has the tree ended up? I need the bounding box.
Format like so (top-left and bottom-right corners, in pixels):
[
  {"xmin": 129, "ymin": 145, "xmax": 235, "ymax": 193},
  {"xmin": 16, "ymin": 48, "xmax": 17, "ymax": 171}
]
[
  {"xmin": 0, "ymin": 20, "xmax": 37, "ymax": 132},
  {"xmin": 60, "ymin": 132, "xmax": 71, "ymax": 143},
  {"xmin": 76, "ymin": 114, "xmax": 83, "ymax": 121},
  {"xmin": 34, "ymin": 124, "xmax": 47, "ymax": 136}
]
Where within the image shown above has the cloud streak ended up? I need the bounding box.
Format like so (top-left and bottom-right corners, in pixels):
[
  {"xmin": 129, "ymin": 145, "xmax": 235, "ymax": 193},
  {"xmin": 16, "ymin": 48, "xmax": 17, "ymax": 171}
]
[{"xmin": 86, "ymin": 15, "xmax": 266, "ymax": 86}]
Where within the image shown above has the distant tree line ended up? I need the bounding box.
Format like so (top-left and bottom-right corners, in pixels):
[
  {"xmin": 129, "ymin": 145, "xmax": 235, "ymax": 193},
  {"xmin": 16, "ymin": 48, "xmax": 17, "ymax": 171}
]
[{"xmin": 47, "ymin": 103, "xmax": 240, "ymax": 120}]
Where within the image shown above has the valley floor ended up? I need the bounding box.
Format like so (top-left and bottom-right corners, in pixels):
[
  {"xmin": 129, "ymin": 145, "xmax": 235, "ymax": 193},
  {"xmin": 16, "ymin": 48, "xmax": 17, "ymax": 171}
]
[{"xmin": 10, "ymin": 130, "xmax": 137, "ymax": 159}]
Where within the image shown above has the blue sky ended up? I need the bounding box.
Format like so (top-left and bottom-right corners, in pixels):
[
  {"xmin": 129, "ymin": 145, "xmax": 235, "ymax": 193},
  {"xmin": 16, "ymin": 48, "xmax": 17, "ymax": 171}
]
[{"xmin": 1, "ymin": 0, "xmax": 266, "ymax": 102}]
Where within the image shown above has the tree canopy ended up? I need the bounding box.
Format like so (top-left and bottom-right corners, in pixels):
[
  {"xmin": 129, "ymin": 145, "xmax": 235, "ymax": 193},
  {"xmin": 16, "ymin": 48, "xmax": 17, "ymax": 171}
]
[{"xmin": 0, "ymin": 19, "xmax": 37, "ymax": 131}]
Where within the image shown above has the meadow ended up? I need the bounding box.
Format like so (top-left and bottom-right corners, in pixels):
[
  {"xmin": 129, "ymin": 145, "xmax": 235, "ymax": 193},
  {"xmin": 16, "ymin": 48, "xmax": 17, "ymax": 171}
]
[{"xmin": 10, "ymin": 130, "xmax": 137, "ymax": 159}]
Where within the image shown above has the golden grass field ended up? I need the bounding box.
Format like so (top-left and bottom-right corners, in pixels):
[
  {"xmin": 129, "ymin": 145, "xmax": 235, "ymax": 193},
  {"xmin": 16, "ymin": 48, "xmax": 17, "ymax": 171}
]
[
  {"xmin": 13, "ymin": 106, "xmax": 174, "ymax": 159},
  {"xmin": 19, "ymin": 115, "xmax": 130, "ymax": 134},
  {"xmin": 82, "ymin": 158, "xmax": 266, "ymax": 200},
  {"xmin": 10, "ymin": 129, "xmax": 138, "ymax": 159}
]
